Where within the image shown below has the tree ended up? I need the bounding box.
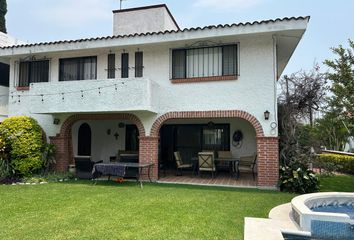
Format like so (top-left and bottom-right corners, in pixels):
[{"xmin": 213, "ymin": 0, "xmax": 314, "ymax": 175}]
[
  {"xmin": 314, "ymin": 110, "xmax": 351, "ymax": 151},
  {"xmin": 278, "ymin": 66, "xmax": 328, "ymax": 165},
  {"xmin": 324, "ymin": 39, "xmax": 354, "ymax": 124},
  {"xmin": 0, "ymin": 0, "xmax": 6, "ymax": 33}
]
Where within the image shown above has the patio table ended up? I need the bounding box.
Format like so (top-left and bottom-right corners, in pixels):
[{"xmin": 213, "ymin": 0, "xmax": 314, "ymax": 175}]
[
  {"xmin": 191, "ymin": 157, "xmax": 240, "ymax": 179},
  {"xmin": 92, "ymin": 162, "xmax": 154, "ymax": 188}
]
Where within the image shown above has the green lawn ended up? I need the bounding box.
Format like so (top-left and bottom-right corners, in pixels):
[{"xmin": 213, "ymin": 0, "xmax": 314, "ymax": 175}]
[
  {"xmin": 0, "ymin": 174, "xmax": 352, "ymax": 240},
  {"xmin": 319, "ymin": 174, "xmax": 354, "ymax": 192}
]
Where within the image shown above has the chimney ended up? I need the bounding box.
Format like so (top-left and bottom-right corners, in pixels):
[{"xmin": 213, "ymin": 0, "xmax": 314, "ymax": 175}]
[{"xmin": 112, "ymin": 4, "xmax": 180, "ymax": 36}]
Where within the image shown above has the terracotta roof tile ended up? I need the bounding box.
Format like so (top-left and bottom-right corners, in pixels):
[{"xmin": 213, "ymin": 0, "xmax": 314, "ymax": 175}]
[{"xmin": 0, "ymin": 16, "xmax": 310, "ymax": 50}]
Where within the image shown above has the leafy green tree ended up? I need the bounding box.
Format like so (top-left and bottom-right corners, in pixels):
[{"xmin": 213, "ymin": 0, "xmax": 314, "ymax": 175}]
[
  {"xmin": 0, "ymin": 0, "xmax": 7, "ymax": 33},
  {"xmin": 313, "ymin": 110, "xmax": 351, "ymax": 151},
  {"xmin": 324, "ymin": 40, "xmax": 354, "ymax": 124}
]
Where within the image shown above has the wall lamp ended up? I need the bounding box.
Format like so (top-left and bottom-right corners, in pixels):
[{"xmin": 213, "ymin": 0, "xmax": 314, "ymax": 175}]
[
  {"xmin": 53, "ymin": 118, "xmax": 60, "ymax": 125},
  {"xmin": 264, "ymin": 110, "xmax": 270, "ymax": 120}
]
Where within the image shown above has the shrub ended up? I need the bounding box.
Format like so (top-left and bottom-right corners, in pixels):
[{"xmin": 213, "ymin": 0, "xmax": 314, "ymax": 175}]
[
  {"xmin": 317, "ymin": 153, "xmax": 354, "ymax": 174},
  {"xmin": 0, "ymin": 116, "xmax": 44, "ymax": 176},
  {"xmin": 41, "ymin": 143, "xmax": 56, "ymax": 174},
  {"xmin": 280, "ymin": 161, "xmax": 319, "ymax": 193}
]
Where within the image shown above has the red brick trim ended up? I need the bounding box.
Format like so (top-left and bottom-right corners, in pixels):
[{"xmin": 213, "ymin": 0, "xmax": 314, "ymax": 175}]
[
  {"xmin": 150, "ymin": 110, "xmax": 264, "ymax": 137},
  {"xmin": 16, "ymin": 86, "xmax": 30, "ymax": 91},
  {"xmin": 171, "ymin": 75, "xmax": 237, "ymax": 84},
  {"xmin": 59, "ymin": 113, "xmax": 145, "ymax": 138}
]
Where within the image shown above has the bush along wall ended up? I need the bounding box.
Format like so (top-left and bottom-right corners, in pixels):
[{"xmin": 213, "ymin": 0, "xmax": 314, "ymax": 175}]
[
  {"xmin": 317, "ymin": 153, "xmax": 354, "ymax": 175},
  {"xmin": 0, "ymin": 116, "xmax": 44, "ymax": 177}
]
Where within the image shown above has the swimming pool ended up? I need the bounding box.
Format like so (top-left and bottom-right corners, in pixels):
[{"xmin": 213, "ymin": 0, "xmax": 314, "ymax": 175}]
[{"xmin": 290, "ymin": 192, "xmax": 354, "ymax": 239}]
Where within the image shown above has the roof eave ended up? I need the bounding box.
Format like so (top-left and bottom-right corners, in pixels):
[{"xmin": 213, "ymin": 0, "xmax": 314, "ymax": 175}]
[{"xmin": 0, "ymin": 17, "xmax": 309, "ymax": 57}]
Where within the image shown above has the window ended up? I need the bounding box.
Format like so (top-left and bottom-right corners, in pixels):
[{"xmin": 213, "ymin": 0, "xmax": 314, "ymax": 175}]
[
  {"xmin": 202, "ymin": 125, "xmax": 230, "ymax": 151},
  {"xmin": 0, "ymin": 62, "xmax": 9, "ymax": 87},
  {"xmin": 107, "ymin": 54, "xmax": 115, "ymax": 79},
  {"xmin": 172, "ymin": 44, "xmax": 238, "ymax": 79},
  {"xmin": 19, "ymin": 60, "xmax": 49, "ymax": 87},
  {"xmin": 135, "ymin": 52, "xmax": 143, "ymax": 78},
  {"xmin": 172, "ymin": 49, "xmax": 186, "ymax": 79},
  {"xmin": 121, "ymin": 53, "xmax": 129, "ymax": 78},
  {"xmin": 59, "ymin": 56, "xmax": 97, "ymax": 81}
]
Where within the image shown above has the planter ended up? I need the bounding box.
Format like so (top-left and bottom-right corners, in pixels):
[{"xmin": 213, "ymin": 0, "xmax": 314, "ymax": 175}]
[{"xmin": 68, "ymin": 164, "xmax": 76, "ymax": 175}]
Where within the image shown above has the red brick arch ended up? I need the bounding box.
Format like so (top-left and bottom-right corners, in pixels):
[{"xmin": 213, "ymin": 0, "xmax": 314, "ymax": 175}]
[
  {"xmin": 59, "ymin": 113, "xmax": 146, "ymax": 138},
  {"xmin": 50, "ymin": 113, "xmax": 145, "ymax": 172},
  {"xmin": 150, "ymin": 110, "xmax": 264, "ymax": 137}
]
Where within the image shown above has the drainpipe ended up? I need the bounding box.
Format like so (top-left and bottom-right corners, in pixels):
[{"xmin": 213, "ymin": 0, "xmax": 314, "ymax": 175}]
[{"xmin": 272, "ymin": 35, "xmax": 278, "ymax": 135}]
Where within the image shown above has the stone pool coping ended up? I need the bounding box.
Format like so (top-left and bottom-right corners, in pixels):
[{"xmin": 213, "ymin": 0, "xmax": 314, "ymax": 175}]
[
  {"xmin": 291, "ymin": 192, "xmax": 354, "ymax": 231},
  {"xmin": 244, "ymin": 203, "xmax": 310, "ymax": 240}
]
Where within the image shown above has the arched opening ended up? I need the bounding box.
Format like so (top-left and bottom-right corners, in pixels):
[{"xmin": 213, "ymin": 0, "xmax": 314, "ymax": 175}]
[
  {"xmin": 149, "ymin": 111, "xmax": 279, "ymax": 188},
  {"xmin": 50, "ymin": 113, "xmax": 145, "ymax": 173},
  {"xmin": 158, "ymin": 117, "xmax": 257, "ymax": 186},
  {"xmin": 77, "ymin": 123, "xmax": 92, "ymax": 156}
]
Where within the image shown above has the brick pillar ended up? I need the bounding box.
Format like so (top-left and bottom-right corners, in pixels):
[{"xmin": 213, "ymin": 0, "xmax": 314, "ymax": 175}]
[
  {"xmin": 139, "ymin": 136, "xmax": 159, "ymax": 181},
  {"xmin": 50, "ymin": 135, "xmax": 70, "ymax": 172},
  {"xmin": 256, "ymin": 137, "xmax": 279, "ymax": 188}
]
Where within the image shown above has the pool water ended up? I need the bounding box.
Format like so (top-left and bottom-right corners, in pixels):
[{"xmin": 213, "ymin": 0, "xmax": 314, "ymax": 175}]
[{"xmin": 311, "ymin": 204, "xmax": 354, "ymax": 219}]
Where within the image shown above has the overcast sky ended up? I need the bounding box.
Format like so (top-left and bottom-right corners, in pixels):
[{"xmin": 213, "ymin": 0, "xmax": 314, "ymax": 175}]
[{"xmin": 6, "ymin": 0, "xmax": 354, "ymax": 75}]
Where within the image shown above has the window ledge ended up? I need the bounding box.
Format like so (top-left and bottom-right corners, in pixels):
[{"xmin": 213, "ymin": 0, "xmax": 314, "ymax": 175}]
[
  {"xmin": 16, "ymin": 86, "xmax": 30, "ymax": 91},
  {"xmin": 171, "ymin": 75, "xmax": 237, "ymax": 84}
]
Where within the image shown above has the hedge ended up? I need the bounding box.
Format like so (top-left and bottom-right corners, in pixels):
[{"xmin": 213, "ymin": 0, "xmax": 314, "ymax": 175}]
[{"xmin": 317, "ymin": 153, "xmax": 354, "ymax": 174}]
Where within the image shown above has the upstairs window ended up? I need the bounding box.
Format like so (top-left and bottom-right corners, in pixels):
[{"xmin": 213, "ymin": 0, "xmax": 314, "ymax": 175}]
[
  {"xmin": 107, "ymin": 54, "xmax": 116, "ymax": 79},
  {"xmin": 19, "ymin": 60, "xmax": 49, "ymax": 87},
  {"xmin": 59, "ymin": 56, "xmax": 97, "ymax": 81},
  {"xmin": 135, "ymin": 52, "xmax": 143, "ymax": 78},
  {"xmin": 121, "ymin": 53, "xmax": 129, "ymax": 78},
  {"xmin": 172, "ymin": 44, "xmax": 238, "ymax": 79}
]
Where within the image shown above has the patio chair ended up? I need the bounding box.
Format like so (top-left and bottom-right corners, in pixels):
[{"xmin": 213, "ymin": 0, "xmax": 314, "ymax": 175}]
[
  {"xmin": 217, "ymin": 150, "xmax": 233, "ymax": 172},
  {"xmin": 174, "ymin": 151, "xmax": 192, "ymax": 176},
  {"xmin": 238, "ymin": 154, "xmax": 257, "ymax": 180},
  {"xmin": 198, "ymin": 152, "xmax": 216, "ymax": 179}
]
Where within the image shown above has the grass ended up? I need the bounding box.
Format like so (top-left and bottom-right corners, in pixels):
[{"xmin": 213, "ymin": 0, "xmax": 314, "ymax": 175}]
[
  {"xmin": 319, "ymin": 174, "xmax": 354, "ymax": 192},
  {"xmin": 0, "ymin": 174, "xmax": 352, "ymax": 240}
]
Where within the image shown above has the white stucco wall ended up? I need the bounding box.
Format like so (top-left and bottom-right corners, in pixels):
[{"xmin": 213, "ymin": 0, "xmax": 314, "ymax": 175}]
[
  {"xmin": 7, "ymin": 33, "xmax": 278, "ymax": 140},
  {"xmin": 0, "ymin": 32, "xmax": 26, "ymax": 47},
  {"xmin": 113, "ymin": 6, "xmax": 178, "ymax": 36},
  {"xmin": 72, "ymin": 120, "xmax": 129, "ymax": 162}
]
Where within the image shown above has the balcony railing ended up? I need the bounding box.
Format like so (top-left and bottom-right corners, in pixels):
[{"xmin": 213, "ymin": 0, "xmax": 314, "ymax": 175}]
[{"xmin": 25, "ymin": 78, "xmax": 156, "ymax": 114}]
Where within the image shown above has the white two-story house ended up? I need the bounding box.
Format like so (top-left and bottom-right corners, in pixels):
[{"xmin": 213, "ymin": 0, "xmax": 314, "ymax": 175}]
[{"xmin": 0, "ymin": 4, "xmax": 309, "ymax": 188}]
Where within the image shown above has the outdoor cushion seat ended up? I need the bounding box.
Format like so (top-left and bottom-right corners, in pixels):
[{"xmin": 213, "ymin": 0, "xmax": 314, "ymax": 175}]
[
  {"xmin": 174, "ymin": 151, "xmax": 192, "ymax": 176},
  {"xmin": 198, "ymin": 152, "xmax": 216, "ymax": 178},
  {"xmin": 238, "ymin": 154, "xmax": 257, "ymax": 180}
]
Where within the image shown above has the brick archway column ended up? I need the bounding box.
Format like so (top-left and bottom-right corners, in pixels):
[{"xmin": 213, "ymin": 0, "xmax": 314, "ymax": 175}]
[
  {"xmin": 139, "ymin": 136, "xmax": 159, "ymax": 181},
  {"xmin": 49, "ymin": 135, "xmax": 70, "ymax": 172},
  {"xmin": 257, "ymin": 137, "xmax": 279, "ymax": 188}
]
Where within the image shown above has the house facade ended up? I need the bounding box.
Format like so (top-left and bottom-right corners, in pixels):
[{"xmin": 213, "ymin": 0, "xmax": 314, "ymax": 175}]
[{"xmin": 0, "ymin": 4, "xmax": 309, "ymax": 188}]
